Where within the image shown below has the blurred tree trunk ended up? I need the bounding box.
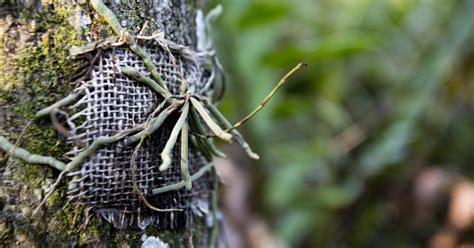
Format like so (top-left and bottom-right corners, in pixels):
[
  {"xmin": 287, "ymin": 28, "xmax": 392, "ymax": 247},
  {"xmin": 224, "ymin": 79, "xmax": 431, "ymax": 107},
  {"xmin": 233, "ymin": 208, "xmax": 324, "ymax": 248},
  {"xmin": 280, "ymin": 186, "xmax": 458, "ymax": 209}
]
[{"xmin": 0, "ymin": 1, "xmax": 209, "ymax": 247}]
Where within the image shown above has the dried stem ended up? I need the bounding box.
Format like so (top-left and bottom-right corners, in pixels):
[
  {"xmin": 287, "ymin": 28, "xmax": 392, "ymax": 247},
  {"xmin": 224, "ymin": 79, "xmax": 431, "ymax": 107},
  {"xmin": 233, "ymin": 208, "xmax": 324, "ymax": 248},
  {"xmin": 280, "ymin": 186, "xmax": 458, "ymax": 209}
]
[
  {"xmin": 230, "ymin": 62, "xmax": 305, "ymax": 130},
  {"xmin": 33, "ymin": 170, "xmax": 67, "ymax": 215}
]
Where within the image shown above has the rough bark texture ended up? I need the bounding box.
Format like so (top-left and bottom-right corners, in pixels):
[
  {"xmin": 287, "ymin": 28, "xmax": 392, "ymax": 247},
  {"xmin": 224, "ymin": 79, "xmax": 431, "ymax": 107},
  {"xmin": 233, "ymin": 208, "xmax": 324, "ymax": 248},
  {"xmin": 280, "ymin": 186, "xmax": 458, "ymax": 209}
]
[{"xmin": 0, "ymin": 1, "xmax": 211, "ymax": 247}]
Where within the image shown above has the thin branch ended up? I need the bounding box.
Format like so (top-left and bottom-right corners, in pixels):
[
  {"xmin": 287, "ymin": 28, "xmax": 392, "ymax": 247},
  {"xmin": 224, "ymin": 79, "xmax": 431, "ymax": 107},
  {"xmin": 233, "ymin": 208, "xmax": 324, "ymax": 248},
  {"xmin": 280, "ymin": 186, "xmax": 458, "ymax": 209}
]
[
  {"xmin": 33, "ymin": 170, "xmax": 67, "ymax": 215},
  {"xmin": 229, "ymin": 62, "xmax": 305, "ymax": 130}
]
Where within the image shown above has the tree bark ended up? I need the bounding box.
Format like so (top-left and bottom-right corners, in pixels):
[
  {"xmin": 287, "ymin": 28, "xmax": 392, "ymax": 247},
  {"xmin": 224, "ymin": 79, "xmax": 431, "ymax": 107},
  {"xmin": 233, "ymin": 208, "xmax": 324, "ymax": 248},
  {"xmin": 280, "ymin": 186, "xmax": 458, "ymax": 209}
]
[{"xmin": 0, "ymin": 1, "xmax": 212, "ymax": 247}]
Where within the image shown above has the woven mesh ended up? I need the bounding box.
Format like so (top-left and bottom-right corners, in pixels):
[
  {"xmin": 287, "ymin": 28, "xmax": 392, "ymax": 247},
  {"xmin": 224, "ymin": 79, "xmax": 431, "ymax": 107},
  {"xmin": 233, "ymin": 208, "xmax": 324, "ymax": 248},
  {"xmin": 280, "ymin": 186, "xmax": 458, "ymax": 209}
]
[{"xmin": 64, "ymin": 40, "xmax": 213, "ymax": 228}]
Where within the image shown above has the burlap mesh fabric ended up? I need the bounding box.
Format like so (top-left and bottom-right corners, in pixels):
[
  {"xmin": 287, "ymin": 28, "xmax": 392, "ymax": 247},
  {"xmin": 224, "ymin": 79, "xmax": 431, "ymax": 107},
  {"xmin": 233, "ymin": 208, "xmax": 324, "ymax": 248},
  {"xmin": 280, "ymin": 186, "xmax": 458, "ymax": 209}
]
[{"xmin": 64, "ymin": 41, "xmax": 212, "ymax": 229}]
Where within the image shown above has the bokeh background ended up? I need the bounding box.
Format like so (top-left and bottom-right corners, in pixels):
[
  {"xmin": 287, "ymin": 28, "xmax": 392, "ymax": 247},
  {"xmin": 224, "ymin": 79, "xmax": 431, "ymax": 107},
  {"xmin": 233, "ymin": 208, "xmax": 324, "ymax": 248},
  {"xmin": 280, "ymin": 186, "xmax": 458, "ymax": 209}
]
[{"xmin": 206, "ymin": 0, "xmax": 474, "ymax": 247}]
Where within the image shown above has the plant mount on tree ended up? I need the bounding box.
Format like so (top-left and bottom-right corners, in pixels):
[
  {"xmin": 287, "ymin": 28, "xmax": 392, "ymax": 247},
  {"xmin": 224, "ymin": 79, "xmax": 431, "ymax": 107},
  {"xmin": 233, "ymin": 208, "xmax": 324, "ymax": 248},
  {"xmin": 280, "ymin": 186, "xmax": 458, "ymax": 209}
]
[{"xmin": 0, "ymin": 0, "xmax": 303, "ymax": 234}]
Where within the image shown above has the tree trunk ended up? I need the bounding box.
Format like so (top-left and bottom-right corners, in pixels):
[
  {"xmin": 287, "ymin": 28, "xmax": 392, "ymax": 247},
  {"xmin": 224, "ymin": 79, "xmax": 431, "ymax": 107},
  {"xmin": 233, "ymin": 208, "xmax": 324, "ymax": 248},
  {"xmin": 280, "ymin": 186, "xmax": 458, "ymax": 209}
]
[{"xmin": 0, "ymin": 1, "xmax": 214, "ymax": 247}]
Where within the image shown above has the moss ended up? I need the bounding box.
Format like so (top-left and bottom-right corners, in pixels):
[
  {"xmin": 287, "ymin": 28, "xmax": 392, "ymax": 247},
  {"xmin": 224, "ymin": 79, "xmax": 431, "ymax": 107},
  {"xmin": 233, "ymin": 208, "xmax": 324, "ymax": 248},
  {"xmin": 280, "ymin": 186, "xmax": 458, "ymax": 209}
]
[
  {"xmin": 0, "ymin": 221, "xmax": 13, "ymax": 242},
  {"xmin": 0, "ymin": 3, "xmax": 100, "ymax": 246},
  {"xmin": 49, "ymin": 202, "xmax": 93, "ymax": 244},
  {"xmin": 78, "ymin": 223, "xmax": 101, "ymax": 246},
  {"xmin": 114, "ymin": 228, "xmax": 143, "ymax": 248},
  {"xmin": 22, "ymin": 164, "xmax": 45, "ymax": 188},
  {"xmin": 190, "ymin": 217, "xmax": 209, "ymax": 245},
  {"xmin": 1, "ymin": 4, "xmax": 84, "ymax": 149}
]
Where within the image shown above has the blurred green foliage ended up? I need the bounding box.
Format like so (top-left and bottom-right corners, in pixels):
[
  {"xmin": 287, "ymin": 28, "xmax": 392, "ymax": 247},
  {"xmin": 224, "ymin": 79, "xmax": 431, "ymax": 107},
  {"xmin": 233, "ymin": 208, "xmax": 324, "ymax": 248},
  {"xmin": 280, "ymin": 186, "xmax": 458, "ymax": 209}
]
[{"xmin": 209, "ymin": 0, "xmax": 474, "ymax": 246}]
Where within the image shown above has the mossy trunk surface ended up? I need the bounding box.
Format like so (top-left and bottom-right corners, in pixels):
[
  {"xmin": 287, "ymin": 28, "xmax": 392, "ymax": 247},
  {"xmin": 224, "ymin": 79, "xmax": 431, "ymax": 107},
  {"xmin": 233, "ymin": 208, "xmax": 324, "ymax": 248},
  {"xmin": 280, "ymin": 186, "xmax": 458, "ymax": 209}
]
[{"xmin": 0, "ymin": 1, "xmax": 208, "ymax": 247}]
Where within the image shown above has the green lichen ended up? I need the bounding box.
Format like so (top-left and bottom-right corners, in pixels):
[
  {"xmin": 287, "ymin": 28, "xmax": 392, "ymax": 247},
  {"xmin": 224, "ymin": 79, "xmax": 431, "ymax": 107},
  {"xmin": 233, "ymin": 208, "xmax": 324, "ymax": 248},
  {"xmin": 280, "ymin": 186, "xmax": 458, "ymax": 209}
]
[
  {"xmin": 0, "ymin": 3, "xmax": 101, "ymax": 246},
  {"xmin": 1, "ymin": 4, "xmax": 84, "ymax": 150}
]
